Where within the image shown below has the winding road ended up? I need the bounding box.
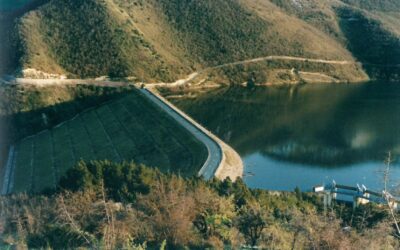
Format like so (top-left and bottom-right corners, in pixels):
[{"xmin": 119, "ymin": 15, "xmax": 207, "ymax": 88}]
[
  {"xmin": 144, "ymin": 55, "xmax": 358, "ymax": 88},
  {"xmin": 4, "ymin": 55, "xmax": 358, "ymax": 88},
  {"xmin": 211, "ymin": 55, "xmax": 354, "ymax": 69}
]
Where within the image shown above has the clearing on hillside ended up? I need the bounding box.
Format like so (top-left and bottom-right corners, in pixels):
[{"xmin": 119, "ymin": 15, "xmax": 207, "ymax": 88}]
[{"xmin": 8, "ymin": 89, "xmax": 207, "ymax": 193}]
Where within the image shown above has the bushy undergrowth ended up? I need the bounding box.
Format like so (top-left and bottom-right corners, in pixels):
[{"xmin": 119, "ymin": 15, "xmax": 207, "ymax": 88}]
[{"xmin": 1, "ymin": 161, "xmax": 399, "ymax": 249}]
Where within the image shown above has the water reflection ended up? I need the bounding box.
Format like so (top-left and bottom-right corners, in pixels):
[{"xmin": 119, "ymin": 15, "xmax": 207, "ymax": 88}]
[{"xmin": 173, "ymin": 83, "xmax": 400, "ymax": 190}]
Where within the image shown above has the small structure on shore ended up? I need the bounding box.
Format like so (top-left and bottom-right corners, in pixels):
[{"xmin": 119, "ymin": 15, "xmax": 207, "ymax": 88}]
[{"xmin": 314, "ymin": 181, "xmax": 400, "ymax": 210}]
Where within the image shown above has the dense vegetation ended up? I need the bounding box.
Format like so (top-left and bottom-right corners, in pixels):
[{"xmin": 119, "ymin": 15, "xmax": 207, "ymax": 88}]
[
  {"xmin": 340, "ymin": 0, "xmax": 400, "ymax": 11},
  {"xmin": 0, "ymin": 0, "xmax": 50, "ymax": 75},
  {"xmin": 2, "ymin": 0, "xmax": 399, "ymax": 81},
  {"xmin": 39, "ymin": 0, "xmax": 128, "ymax": 77},
  {"xmin": 336, "ymin": 7, "xmax": 400, "ymax": 81},
  {"xmin": 16, "ymin": 0, "xmax": 173, "ymax": 80},
  {"xmin": 201, "ymin": 59, "xmax": 366, "ymax": 85},
  {"xmin": 156, "ymin": 0, "xmax": 270, "ymax": 66},
  {"xmin": 8, "ymin": 0, "xmax": 399, "ymax": 82},
  {"xmin": 1, "ymin": 161, "xmax": 398, "ymax": 249}
]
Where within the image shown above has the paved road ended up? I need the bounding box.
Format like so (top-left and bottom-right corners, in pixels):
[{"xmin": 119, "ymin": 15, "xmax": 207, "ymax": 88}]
[{"xmin": 140, "ymin": 88, "xmax": 222, "ymax": 180}]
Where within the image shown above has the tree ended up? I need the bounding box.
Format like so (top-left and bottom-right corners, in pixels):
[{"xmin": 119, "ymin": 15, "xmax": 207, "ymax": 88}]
[
  {"xmin": 246, "ymin": 73, "xmax": 256, "ymax": 89},
  {"xmin": 135, "ymin": 177, "xmax": 198, "ymax": 247},
  {"xmin": 59, "ymin": 161, "xmax": 159, "ymax": 202},
  {"xmin": 294, "ymin": 186, "xmax": 302, "ymax": 201},
  {"xmin": 236, "ymin": 204, "xmax": 266, "ymax": 246},
  {"xmin": 59, "ymin": 161, "xmax": 94, "ymax": 192},
  {"xmin": 381, "ymin": 152, "xmax": 400, "ymax": 236},
  {"xmin": 232, "ymin": 178, "xmax": 252, "ymax": 208},
  {"xmin": 194, "ymin": 212, "xmax": 232, "ymax": 241},
  {"xmin": 218, "ymin": 177, "xmax": 234, "ymax": 196}
]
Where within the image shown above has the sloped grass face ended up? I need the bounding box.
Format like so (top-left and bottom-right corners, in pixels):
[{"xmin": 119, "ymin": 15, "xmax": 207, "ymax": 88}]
[
  {"xmin": 0, "ymin": 85, "xmax": 135, "ymax": 185},
  {"xmin": 13, "ymin": 138, "xmax": 33, "ymax": 193},
  {"xmin": 11, "ymin": 90, "xmax": 207, "ymax": 193}
]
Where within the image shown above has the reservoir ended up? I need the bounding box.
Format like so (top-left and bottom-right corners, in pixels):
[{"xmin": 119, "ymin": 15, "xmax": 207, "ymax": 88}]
[{"xmin": 172, "ymin": 82, "xmax": 400, "ymax": 192}]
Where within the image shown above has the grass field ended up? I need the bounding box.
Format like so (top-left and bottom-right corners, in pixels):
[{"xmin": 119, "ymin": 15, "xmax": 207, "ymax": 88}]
[{"xmin": 9, "ymin": 89, "xmax": 208, "ymax": 193}]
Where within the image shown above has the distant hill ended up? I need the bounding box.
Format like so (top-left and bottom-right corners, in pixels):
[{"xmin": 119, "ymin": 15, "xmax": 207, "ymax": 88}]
[
  {"xmin": 1, "ymin": 0, "xmax": 400, "ymax": 82},
  {"xmin": 341, "ymin": 0, "xmax": 400, "ymax": 11}
]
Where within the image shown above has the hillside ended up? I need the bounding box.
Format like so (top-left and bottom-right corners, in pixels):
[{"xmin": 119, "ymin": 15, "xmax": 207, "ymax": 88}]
[
  {"xmin": 0, "ymin": 0, "xmax": 48, "ymax": 74},
  {"xmin": 1, "ymin": 161, "xmax": 398, "ymax": 249},
  {"xmin": 2, "ymin": 2, "xmax": 400, "ymax": 248},
  {"xmin": 341, "ymin": 0, "xmax": 400, "ymax": 11},
  {"xmin": 337, "ymin": 7, "xmax": 400, "ymax": 80},
  {"xmin": 1, "ymin": 0, "xmax": 399, "ymax": 82}
]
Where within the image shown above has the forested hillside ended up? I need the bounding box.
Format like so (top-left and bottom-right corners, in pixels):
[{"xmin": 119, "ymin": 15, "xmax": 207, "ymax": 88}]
[
  {"xmin": 1, "ymin": 0, "xmax": 400, "ymax": 81},
  {"xmin": 337, "ymin": 6, "xmax": 400, "ymax": 80},
  {"xmin": 15, "ymin": 0, "xmax": 176, "ymax": 80},
  {"xmin": 156, "ymin": 0, "xmax": 270, "ymax": 65},
  {"xmin": 1, "ymin": 161, "xmax": 398, "ymax": 249},
  {"xmin": 341, "ymin": 0, "xmax": 400, "ymax": 11}
]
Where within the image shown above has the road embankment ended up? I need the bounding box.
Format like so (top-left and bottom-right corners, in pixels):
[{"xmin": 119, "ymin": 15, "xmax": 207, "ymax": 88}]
[{"xmin": 140, "ymin": 87, "xmax": 243, "ymax": 181}]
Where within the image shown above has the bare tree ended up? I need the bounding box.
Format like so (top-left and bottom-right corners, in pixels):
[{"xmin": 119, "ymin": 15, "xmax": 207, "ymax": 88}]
[
  {"xmin": 58, "ymin": 194, "xmax": 94, "ymax": 246},
  {"xmin": 136, "ymin": 177, "xmax": 198, "ymax": 246},
  {"xmin": 101, "ymin": 181, "xmax": 116, "ymax": 250},
  {"xmin": 381, "ymin": 152, "xmax": 400, "ymax": 236}
]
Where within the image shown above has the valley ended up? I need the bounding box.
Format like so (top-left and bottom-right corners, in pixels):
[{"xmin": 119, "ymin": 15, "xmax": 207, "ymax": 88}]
[{"xmin": 1, "ymin": 0, "xmax": 400, "ymax": 197}]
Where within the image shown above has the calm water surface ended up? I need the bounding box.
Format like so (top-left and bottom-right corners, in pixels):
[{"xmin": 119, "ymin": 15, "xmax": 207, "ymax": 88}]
[
  {"xmin": 0, "ymin": 0, "xmax": 34, "ymax": 11},
  {"xmin": 172, "ymin": 83, "xmax": 400, "ymax": 192}
]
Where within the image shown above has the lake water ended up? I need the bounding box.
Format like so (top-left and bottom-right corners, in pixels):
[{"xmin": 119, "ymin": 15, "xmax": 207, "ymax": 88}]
[
  {"xmin": 0, "ymin": 0, "xmax": 34, "ymax": 11},
  {"xmin": 172, "ymin": 83, "xmax": 400, "ymax": 192}
]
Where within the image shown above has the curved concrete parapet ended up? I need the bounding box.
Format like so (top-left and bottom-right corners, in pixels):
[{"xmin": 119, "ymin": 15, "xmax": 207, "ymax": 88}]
[
  {"xmin": 1, "ymin": 146, "xmax": 16, "ymax": 195},
  {"xmin": 140, "ymin": 87, "xmax": 243, "ymax": 181}
]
